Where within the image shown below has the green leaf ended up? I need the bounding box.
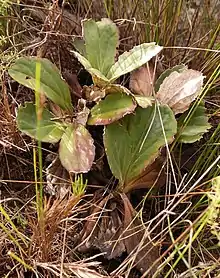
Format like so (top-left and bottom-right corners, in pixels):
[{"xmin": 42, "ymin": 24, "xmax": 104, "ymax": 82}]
[
  {"xmin": 88, "ymin": 93, "xmax": 136, "ymax": 125},
  {"xmin": 72, "ymin": 51, "xmax": 110, "ymax": 86},
  {"xmin": 177, "ymin": 103, "xmax": 211, "ymax": 143},
  {"xmin": 104, "ymin": 104, "xmax": 177, "ymax": 186},
  {"xmin": 8, "ymin": 57, "xmax": 72, "ymax": 111},
  {"xmin": 105, "ymin": 84, "xmax": 132, "ymax": 95},
  {"xmin": 17, "ymin": 103, "xmax": 65, "ymax": 143},
  {"xmin": 133, "ymin": 95, "xmax": 154, "ymax": 108},
  {"xmin": 155, "ymin": 64, "xmax": 186, "ymax": 92},
  {"xmin": 83, "ymin": 18, "xmax": 119, "ymax": 76},
  {"xmin": 59, "ymin": 124, "xmax": 95, "ymax": 173},
  {"xmin": 107, "ymin": 43, "xmax": 163, "ymax": 81},
  {"xmin": 73, "ymin": 38, "xmax": 87, "ymax": 57}
]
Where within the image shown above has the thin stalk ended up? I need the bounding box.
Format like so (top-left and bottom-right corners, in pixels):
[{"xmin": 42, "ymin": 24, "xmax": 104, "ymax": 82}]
[
  {"xmin": 0, "ymin": 222, "xmax": 25, "ymax": 254},
  {"xmin": 34, "ymin": 60, "xmax": 43, "ymax": 220},
  {"xmin": 0, "ymin": 205, "xmax": 28, "ymax": 246},
  {"xmin": 8, "ymin": 251, "xmax": 34, "ymax": 271}
]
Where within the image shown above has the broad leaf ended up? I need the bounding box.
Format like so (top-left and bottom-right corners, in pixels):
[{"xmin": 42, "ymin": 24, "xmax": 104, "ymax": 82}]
[
  {"xmin": 105, "ymin": 84, "xmax": 132, "ymax": 95},
  {"xmin": 17, "ymin": 103, "xmax": 65, "ymax": 143},
  {"xmin": 88, "ymin": 93, "xmax": 136, "ymax": 125},
  {"xmin": 8, "ymin": 57, "xmax": 72, "ymax": 111},
  {"xmin": 156, "ymin": 68, "xmax": 205, "ymax": 114},
  {"xmin": 72, "ymin": 51, "xmax": 110, "ymax": 86},
  {"xmin": 125, "ymin": 150, "xmax": 166, "ymax": 193},
  {"xmin": 104, "ymin": 104, "xmax": 177, "ymax": 186},
  {"xmin": 129, "ymin": 65, "xmax": 155, "ymax": 96},
  {"xmin": 73, "ymin": 38, "xmax": 87, "ymax": 57},
  {"xmin": 134, "ymin": 95, "xmax": 154, "ymax": 108},
  {"xmin": 83, "ymin": 18, "xmax": 119, "ymax": 76},
  {"xmin": 107, "ymin": 43, "xmax": 163, "ymax": 81},
  {"xmin": 155, "ymin": 64, "xmax": 187, "ymax": 92},
  {"xmin": 59, "ymin": 124, "xmax": 95, "ymax": 173},
  {"xmin": 177, "ymin": 103, "xmax": 211, "ymax": 143}
]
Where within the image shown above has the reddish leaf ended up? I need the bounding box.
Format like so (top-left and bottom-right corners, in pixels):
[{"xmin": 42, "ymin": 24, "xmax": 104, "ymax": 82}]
[
  {"xmin": 129, "ymin": 64, "xmax": 155, "ymax": 96},
  {"xmin": 156, "ymin": 68, "xmax": 205, "ymax": 114},
  {"xmin": 59, "ymin": 124, "xmax": 95, "ymax": 173}
]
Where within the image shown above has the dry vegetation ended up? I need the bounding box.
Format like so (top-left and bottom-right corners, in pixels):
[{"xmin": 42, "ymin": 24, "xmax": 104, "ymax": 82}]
[{"xmin": 0, "ymin": 0, "xmax": 220, "ymax": 277}]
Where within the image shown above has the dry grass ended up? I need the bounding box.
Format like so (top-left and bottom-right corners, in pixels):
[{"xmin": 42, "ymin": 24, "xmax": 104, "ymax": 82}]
[{"xmin": 0, "ymin": 0, "xmax": 220, "ymax": 277}]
